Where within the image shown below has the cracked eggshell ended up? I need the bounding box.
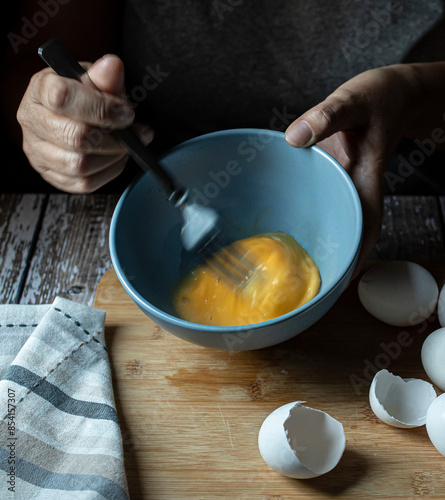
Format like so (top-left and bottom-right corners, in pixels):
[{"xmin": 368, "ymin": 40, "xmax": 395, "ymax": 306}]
[
  {"xmin": 369, "ymin": 369, "xmax": 437, "ymax": 428},
  {"xmin": 426, "ymin": 392, "xmax": 445, "ymax": 457},
  {"xmin": 421, "ymin": 327, "xmax": 445, "ymax": 392},
  {"xmin": 258, "ymin": 401, "xmax": 345, "ymax": 479},
  {"xmin": 358, "ymin": 261, "xmax": 438, "ymax": 326}
]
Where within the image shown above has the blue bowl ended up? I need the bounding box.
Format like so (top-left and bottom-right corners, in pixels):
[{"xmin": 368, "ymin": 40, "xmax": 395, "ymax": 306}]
[{"xmin": 109, "ymin": 129, "xmax": 362, "ymax": 350}]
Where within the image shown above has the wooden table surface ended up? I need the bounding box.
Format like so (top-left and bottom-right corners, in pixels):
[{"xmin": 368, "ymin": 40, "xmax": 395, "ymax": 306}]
[
  {"xmin": 2, "ymin": 193, "xmax": 445, "ymax": 500},
  {"xmin": 2, "ymin": 193, "xmax": 445, "ymax": 306}
]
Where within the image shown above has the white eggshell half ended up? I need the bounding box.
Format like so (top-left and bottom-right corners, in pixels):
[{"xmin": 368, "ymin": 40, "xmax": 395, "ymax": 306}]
[
  {"xmin": 421, "ymin": 327, "xmax": 445, "ymax": 392},
  {"xmin": 258, "ymin": 402, "xmax": 345, "ymax": 479},
  {"xmin": 369, "ymin": 369, "xmax": 437, "ymax": 428},
  {"xmin": 438, "ymin": 283, "xmax": 445, "ymax": 327},
  {"xmin": 358, "ymin": 261, "xmax": 438, "ymax": 327},
  {"xmin": 426, "ymin": 392, "xmax": 445, "ymax": 457}
]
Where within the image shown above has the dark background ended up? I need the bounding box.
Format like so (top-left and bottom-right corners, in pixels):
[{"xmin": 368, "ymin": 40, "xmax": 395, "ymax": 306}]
[{"xmin": 2, "ymin": 8, "xmax": 444, "ymax": 195}]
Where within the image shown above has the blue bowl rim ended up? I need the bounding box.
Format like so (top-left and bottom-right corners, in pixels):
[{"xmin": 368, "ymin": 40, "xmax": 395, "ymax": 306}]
[{"xmin": 109, "ymin": 128, "xmax": 363, "ymax": 333}]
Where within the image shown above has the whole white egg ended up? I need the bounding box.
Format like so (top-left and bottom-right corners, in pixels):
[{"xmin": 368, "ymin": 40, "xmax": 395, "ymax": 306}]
[
  {"xmin": 426, "ymin": 393, "xmax": 445, "ymax": 457},
  {"xmin": 358, "ymin": 261, "xmax": 438, "ymax": 327},
  {"xmin": 421, "ymin": 327, "xmax": 445, "ymax": 391}
]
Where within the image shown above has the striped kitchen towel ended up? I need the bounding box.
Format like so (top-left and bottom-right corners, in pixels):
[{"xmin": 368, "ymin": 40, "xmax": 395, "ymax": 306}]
[{"xmin": 0, "ymin": 297, "xmax": 128, "ymax": 499}]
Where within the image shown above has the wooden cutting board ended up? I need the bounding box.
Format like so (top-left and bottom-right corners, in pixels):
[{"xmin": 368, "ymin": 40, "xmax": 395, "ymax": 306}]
[{"xmin": 94, "ymin": 263, "xmax": 445, "ymax": 499}]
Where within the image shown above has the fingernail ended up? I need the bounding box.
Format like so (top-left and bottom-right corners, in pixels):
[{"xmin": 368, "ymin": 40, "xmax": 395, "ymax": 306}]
[
  {"xmin": 113, "ymin": 103, "xmax": 135, "ymax": 125},
  {"xmin": 140, "ymin": 127, "xmax": 154, "ymax": 145},
  {"xmin": 285, "ymin": 121, "xmax": 314, "ymax": 147}
]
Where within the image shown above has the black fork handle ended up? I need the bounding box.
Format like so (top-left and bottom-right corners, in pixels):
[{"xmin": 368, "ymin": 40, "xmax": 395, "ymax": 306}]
[{"xmin": 38, "ymin": 38, "xmax": 184, "ymax": 202}]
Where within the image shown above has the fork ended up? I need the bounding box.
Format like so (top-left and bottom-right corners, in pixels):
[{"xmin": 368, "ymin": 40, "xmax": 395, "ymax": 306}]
[{"xmin": 38, "ymin": 38, "xmax": 255, "ymax": 290}]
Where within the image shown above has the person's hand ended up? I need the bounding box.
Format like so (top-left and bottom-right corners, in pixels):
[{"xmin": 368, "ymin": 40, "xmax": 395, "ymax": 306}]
[
  {"xmin": 285, "ymin": 65, "xmax": 417, "ymax": 278},
  {"xmin": 17, "ymin": 54, "xmax": 153, "ymax": 192}
]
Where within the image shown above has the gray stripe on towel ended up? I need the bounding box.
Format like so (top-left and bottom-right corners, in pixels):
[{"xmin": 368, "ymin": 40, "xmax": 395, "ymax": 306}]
[
  {"xmin": 4, "ymin": 365, "xmax": 118, "ymax": 422},
  {"xmin": 0, "ymin": 449, "xmax": 128, "ymax": 499},
  {"xmin": 0, "ymin": 421, "xmax": 127, "ymax": 491}
]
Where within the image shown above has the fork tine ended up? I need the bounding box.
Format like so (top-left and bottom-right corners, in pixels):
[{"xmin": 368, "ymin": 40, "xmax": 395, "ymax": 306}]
[
  {"xmin": 218, "ymin": 245, "xmax": 252, "ymax": 279},
  {"xmin": 200, "ymin": 235, "xmax": 256, "ymax": 291},
  {"xmin": 205, "ymin": 256, "xmax": 250, "ymax": 290},
  {"xmin": 211, "ymin": 252, "xmax": 247, "ymax": 283}
]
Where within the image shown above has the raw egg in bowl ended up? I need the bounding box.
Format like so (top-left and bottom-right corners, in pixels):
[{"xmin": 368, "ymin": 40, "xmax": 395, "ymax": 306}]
[{"xmin": 109, "ymin": 129, "xmax": 362, "ymax": 350}]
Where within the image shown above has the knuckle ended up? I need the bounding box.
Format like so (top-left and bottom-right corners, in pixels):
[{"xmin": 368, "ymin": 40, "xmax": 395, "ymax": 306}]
[
  {"xmin": 17, "ymin": 105, "xmax": 37, "ymax": 133},
  {"xmin": 44, "ymin": 74, "xmax": 72, "ymax": 111},
  {"xmin": 74, "ymin": 176, "xmax": 98, "ymax": 194},
  {"xmin": 58, "ymin": 120, "xmax": 92, "ymax": 152},
  {"xmin": 91, "ymin": 98, "xmax": 122, "ymax": 126},
  {"xmin": 41, "ymin": 168, "xmax": 95, "ymax": 194},
  {"xmin": 91, "ymin": 99, "xmax": 110, "ymax": 123},
  {"xmin": 333, "ymin": 87, "xmax": 357, "ymax": 103},
  {"xmin": 336, "ymin": 87, "xmax": 370, "ymax": 111},
  {"xmin": 27, "ymin": 71, "xmax": 44, "ymax": 101},
  {"xmin": 66, "ymin": 151, "xmax": 89, "ymax": 176},
  {"xmin": 16, "ymin": 105, "xmax": 27, "ymax": 127},
  {"xmin": 21, "ymin": 135, "xmax": 43, "ymax": 166},
  {"xmin": 17, "ymin": 96, "xmax": 35, "ymax": 129},
  {"xmin": 38, "ymin": 169, "xmax": 54, "ymax": 185},
  {"xmin": 29, "ymin": 71, "xmax": 41, "ymax": 88},
  {"xmin": 21, "ymin": 136, "xmax": 33, "ymax": 158},
  {"xmin": 312, "ymin": 103, "xmax": 337, "ymax": 128},
  {"xmin": 314, "ymin": 88, "xmax": 360, "ymax": 126}
]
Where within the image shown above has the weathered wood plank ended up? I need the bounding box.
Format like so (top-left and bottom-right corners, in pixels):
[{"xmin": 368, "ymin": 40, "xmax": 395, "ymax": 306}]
[
  {"xmin": 0, "ymin": 194, "xmax": 46, "ymax": 304},
  {"xmin": 370, "ymin": 195, "xmax": 445, "ymax": 260},
  {"xmin": 20, "ymin": 194, "xmax": 119, "ymax": 306},
  {"xmin": 3, "ymin": 193, "xmax": 444, "ymax": 307}
]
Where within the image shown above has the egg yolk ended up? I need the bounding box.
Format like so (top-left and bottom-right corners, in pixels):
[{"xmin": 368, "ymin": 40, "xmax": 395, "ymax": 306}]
[{"xmin": 173, "ymin": 232, "xmax": 321, "ymax": 326}]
